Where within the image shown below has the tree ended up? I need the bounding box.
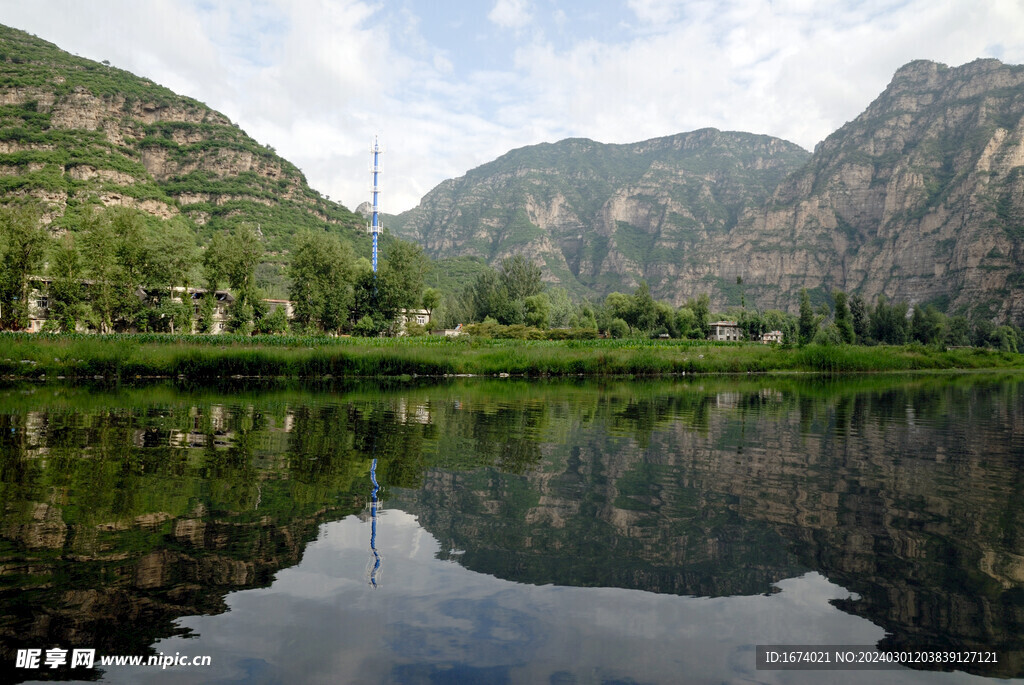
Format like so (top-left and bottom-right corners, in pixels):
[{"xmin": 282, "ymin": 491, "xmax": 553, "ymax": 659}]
[
  {"xmin": 870, "ymin": 295, "xmax": 909, "ymax": 345},
  {"xmin": 148, "ymin": 217, "xmax": 199, "ymax": 291},
  {"xmin": 546, "ymin": 287, "xmax": 574, "ymax": 328},
  {"xmin": 524, "ymin": 293, "xmax": 551, "ymax": 329},
  {"xmin": 472, "ymin": 267, "xmax": 521, "ymax": 325},
  {"xmin": 204, "ymin": 223, "xmax": 262, "ymax": 304},
  {"xmin": 255, "ymin": 305, "xmax": 289, "ymax": 335},
  {"xmin": 605, "ymin": 292, "xmax": 632, "ymax": 325},
  {"xmin": 944, "ymin": 315, "xmax": 971, "ymax": 347},
  {"xmin": 351, "ymin": 270, "xmax": 401, "ymax": 335},
  {"xmin": 499, "ymin": 255, "xmax": 544, "ymax": 301},
  {"xmin": 80, "ymin": 209, "xmax": 119, "ymax": 333},
  {"xmin": 289, "ymin": 231, "xmax": 355, "ymax": 333},
  {"xmin": 421, "ymin": 287, "xmax": 442, "ymax": 322},
  {"xmin": 576, "ymin": 304, "xmax": 598, "ymax": 330},
  {"xmin": 608, "ymin": 318, "xmax": 629, "ymax": 338},
  {"xmin": 108, "ymin": 208, "xmax": 151, "ymax": 331},
  {"xmin": 630, "ymin": 281, "xmax": 658, "ymax": 333},
  {"xmin": 687, "ymin": 294, "xmax": 710, "ymax": 339},
  {"xmin": 45, "ymin": 233, "xmax": 85, "ymax": 333},
  {"xmin": 993, "ymin": 325, "xmax": 1019, "ymax": 352},
  {"xmin": 798, "ymin": 289, "xmax": 816, "ymax": 345},
  {"xmin": 738, "ymin": 309, "xmax": 765, "ymax": 341},
  {"xmin": 675, "ymin": 307, "xmax": 697, "ymax": 338},
  {"xmin": 833, "ymin": 291, "xmax": 855, "ymax": 344},
  {"xmin": 0, "ymin": 204, "xmax": 47, "ymax": 330},
  {"xmin": 380, "ymin": 240, "xmax": 428, "ymax": 310},
  {"xmin": 849, "ymin": 294, "xmax": 870, "ymax": 344},
  {"xmin": 911, "ymin": 305, "xmax": 945, "ymax": 345}
]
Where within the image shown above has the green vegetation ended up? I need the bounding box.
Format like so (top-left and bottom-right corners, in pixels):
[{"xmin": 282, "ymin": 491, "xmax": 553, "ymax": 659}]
[
  {"xmin": 1, "ymin": 332, "xmax": 1021, "ymax": 380},
  {"xmin": 0, "ymin": 23, "xmax": 364, "ymax": 292}
]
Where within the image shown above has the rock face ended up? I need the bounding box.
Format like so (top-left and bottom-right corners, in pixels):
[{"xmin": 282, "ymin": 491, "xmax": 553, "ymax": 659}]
[
  {"xmin": 390, "ymin": 130, "xmax": 810, "ymax": 298},
  {"xmin": 391, "ymin": 59, "xmax": 1024, "ymax": 322},
  {"xmin": 0, "ymin": 24, "xmax": 360, "ymax": 252},
  {"xmin": 721, "ymin": 58, "xmax": 1024, "ymax": 321}
]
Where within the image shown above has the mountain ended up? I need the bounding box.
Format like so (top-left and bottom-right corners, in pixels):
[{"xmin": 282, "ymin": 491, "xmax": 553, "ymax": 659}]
[
  {"xmin": 720, "ymin": 58, "xmax": 1024, "ymax": 320},
  {"xmin": 391, "ymin": 59, "xmax": 1024, "ymax": 323},
  {"xmin": 0, "ymin": 24, "xmax": 364, "ymax": 259},
  {"xmin": 388, "ymin": 130, "xmax": 810, "ymax": 298}
]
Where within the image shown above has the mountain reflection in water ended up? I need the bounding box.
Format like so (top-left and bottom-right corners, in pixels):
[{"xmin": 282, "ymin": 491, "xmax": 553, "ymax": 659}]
[{"xmin": 0, "ymin": 375, "xmax": 1021, "ymax": 683}]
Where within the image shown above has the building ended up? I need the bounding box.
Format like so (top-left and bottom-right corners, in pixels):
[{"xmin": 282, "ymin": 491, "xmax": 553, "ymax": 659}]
[
  {"xmin": 761, "ymin": 329, "xmax": 783, "ymax": 344},
  {"xmin": 397, "ymin": 308, "xmax": 431, "ymax": 335},
  {"xmin": 708, "ymin": 320, "xmax": 742, "ymax": 342},
  {"xmin": 23, "ymin": 277, "xmax": 285, "ymax": 334}
]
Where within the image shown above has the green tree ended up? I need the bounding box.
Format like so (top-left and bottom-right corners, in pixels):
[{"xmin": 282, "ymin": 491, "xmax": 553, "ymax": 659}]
[
  {"xmin": 870, "ymin": 295, "xmax": 909, "ymax": 345},
  {"xmin": 738, "ymin": 309, "xmax": 765, "ymax": 341},
  {"xmin": 630, "ymin": 281, "xmax": 658, "ymax": 333},
  {"xmin": 993, "ymin": 325, "xmax": 1019, "ymax": 352},
  {"xmin": 196, "ymin": 292, "xmax": 216, "ymax": 334},
  {"xmin": 499, "ymin": 255, "xmax": 544, "ymax": 302},
  {"xmin": 546, "ymin": 287, "xmax": 574, "ymax": 328},
  {"xmin": 833, "ymin": 291, "xmax": 855, "ymax": 344},
  {"xmin": 911, "ymin": 305, "xmax": 945, "ymax": 345},
  {"xmin": 45, "ymin": 233, "xmax": 85, "ymax": 333},
  {"xmin": 576, "ymin": 304, "xmax": 598, "ymax": 330},
  {"xmin": 0, "ymin": 204, "xmax": 47, "ymax": 330},
  {"xmin": 148, "ymin": 217, "xmax": 199, "ymax": 292},
  {"xmin": 380, "ymin": 240, "xmax": 428, "ymax": 311},
  {"xmin": 687, "ymin": 294, "xmax": 710, "ymax": 339},
  {"xmin": 421, "ymin": 287, "xmax": 442, "ymax": 322},
  {"xmin": 204, "ymin": 223, "xmax": 262, "ymax": 304},
  {"xmin": 80, "ymin": 209, "xmax": 119, "ymax": 333},
  {"xmin": 849, "ymin": 294, "xmax": 870, "ymax": 344},
  {"xmin": 945, "ymin": 315, "xmax": 971, "ymax": 347},
  {"xmin": 798, "ymin": 289, "xmax": 816, "ymax": 345},
  {"xmin": 675, "ymin": 307, "xmax": 697, "ymax": 338},
  {"xmin": 108, "ymin": 208, "xmax": 151, "ymax": 331},
  {"xmin": 351, "ymin": 270, "xmax": 401, "ymax": 335},
  {"xmin": 524, "ymin": 293, "xmax": 551, "ymax": 329},
  {"xmin": 255, "ymin": 305, "xmax": 289, "ymax": 335},
  {"xmin": 289, "ymin": 231, "xmax": 355, "ymax": 333},
  {"xmin": 472, "ymin": 267, "xmax": 522, "ymax": 325},
  {"xmin": 608, "ymin": 317, "xmax": 629, "ymax": 338}
]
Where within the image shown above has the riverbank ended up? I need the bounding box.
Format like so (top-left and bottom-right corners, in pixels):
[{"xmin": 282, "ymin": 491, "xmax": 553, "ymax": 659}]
[{"xmin": 2, "ymin": 332, "xmax": 1022, "ymax": 380}]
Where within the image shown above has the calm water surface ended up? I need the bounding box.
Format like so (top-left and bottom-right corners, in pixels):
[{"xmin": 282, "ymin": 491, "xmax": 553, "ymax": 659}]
[{"xmin": 0, "ymin": 374, "xmax": 1022, "ymax": 684}]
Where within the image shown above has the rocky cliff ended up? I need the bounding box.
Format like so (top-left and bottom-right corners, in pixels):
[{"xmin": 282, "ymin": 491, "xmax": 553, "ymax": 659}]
[
  {"xmin": 389, "ymin": 130, "xmax": 809, "ymax": 298},
  {"xmin": 0, "ymin": 24, "xmax": 362, "ymax": 255},
  {"xmin": 720, "ymin": 58, "xmax": 1024, "ymax": 321},
  {"xmin": 390, "ymin": 59, "xmax": 1024, "ymax": 322}
]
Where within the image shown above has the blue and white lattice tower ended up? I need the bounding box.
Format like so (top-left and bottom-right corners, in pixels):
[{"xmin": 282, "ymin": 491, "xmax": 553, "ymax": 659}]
[{"xmin": 368, "ymin": 136, "xmax": 383, "ymax": 272}]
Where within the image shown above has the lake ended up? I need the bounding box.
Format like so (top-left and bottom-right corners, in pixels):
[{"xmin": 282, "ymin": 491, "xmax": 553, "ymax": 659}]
[{"xmin": 1, "ymin": 374, "xmax": 1022, "ymax": 684}]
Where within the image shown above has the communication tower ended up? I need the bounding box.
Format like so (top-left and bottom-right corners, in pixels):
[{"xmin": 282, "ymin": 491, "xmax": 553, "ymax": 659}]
[{"xmin": 368, "ymin": 137, "xmax": 383, "ymax": 272}]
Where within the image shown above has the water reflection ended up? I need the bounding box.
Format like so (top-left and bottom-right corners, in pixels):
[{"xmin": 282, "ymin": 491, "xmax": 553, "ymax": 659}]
[{"xmin": 0, "ymin": 375, "xmax": 1021, "ymax": 682}]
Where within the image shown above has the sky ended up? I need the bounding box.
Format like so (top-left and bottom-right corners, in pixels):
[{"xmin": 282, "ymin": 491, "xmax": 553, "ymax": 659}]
[{"xmin": 0, "ymin": 0, "xmax": 1022, "ymax": 213}]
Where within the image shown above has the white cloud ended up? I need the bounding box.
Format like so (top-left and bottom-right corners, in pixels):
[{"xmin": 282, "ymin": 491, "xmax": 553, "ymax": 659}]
[
  {"xmin": 488, "ymin": 0, "xmax": 533, "ymax": 30},
  {"xmin": 1, "ymin": 0, "xmax": 1022, "ymax": 214},
  {"xmin": 626, "ymin": 0, "xmax": 685, "ymax": 24}
]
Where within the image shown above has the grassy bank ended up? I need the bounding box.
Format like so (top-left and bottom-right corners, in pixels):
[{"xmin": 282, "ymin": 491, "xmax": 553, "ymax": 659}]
[{"xmin": 1, "ymin": 332, "xmax": 1022, "ymax": 380}]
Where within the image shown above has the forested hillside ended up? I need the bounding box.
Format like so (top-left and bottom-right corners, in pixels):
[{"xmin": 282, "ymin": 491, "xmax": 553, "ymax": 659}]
[{"xmin": 0, "ymin": 23, "xmax": 367, "ymax": 298}]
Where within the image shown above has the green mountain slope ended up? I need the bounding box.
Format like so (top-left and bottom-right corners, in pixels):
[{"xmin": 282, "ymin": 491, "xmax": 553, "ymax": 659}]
[
  {"xmin": 0, "ymin": 24, "xmax": 366, "ymax": 290},
  {"xmin": 388, "ymin": 130, "xmax": 810, "ymax": 299}
]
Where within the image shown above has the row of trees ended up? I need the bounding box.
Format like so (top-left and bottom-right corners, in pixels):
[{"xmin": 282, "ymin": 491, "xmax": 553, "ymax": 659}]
[
  {"xmin": 433, "ymin": 263, "xmax": 1019, "ymax": 352},
  {"xmin": 799, "ymin": 289, "xmax": 1020, "ymax": 351},
  {"xmin": 287, "ymin": 230, "xmax": 433, "ymax": 335},
  {"xmin": 0, "ymin": 203, "xmax": 433, "ymax": 336}
]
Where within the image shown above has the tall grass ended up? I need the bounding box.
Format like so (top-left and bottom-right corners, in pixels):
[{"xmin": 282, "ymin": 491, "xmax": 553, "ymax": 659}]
[{"xmin": 1, "ymin": 332, "xmax": 1021, "ymax": 380}]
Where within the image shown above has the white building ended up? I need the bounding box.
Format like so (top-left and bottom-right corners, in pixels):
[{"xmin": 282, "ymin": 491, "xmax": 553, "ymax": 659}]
[{"xmin": 708, "ymin": 320, "xmax": 742, "ymax": 342}]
